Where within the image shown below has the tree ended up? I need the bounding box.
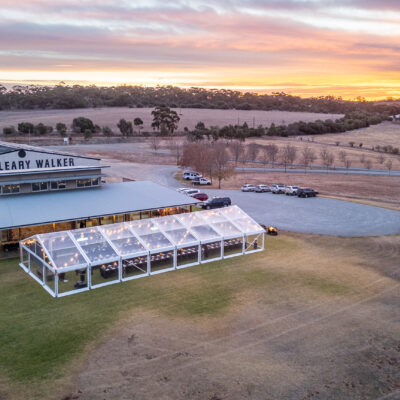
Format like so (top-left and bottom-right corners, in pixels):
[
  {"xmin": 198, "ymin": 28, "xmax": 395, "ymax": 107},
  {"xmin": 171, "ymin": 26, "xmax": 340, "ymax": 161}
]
[
  {"xmin": 211, "ymin": 142, "xmax": 235, "ymax": 189},
  {"xmin": 320, "ymin": 147, "xmax": 334, "ymax": 170},
  {"xmin": 246, "ymin": 143, "xmax": 260, "ymax": 163},
  {"xmin": 385, "ymin": 159, "xmax": 392, "ymax": 175},
  {"xmin": 338, "ymin": 150, "xmax": 347, "ymax": 164},
  {"xmin": 150, "ymin": 135, "xmax": 160, "ymax": 151},
  {"xmin": 301, "ymin": 146, "xmax": 316, "ymax": 172},
  {"xmin": 168, "ymin": 140, "xmax": 183, "ymax": 164},
  {"xmin": 265, "ymin": 144, "xmax": 279, "ymax": 166},
  {"xmin": 280, "ymin": 144, "xmax": 296, "ymax": 172},
  {"xmin": 365, "ymin": 159, "xmax": 372, "ymax": 170},
  {"xmin": 230, "ymin": 140, "xmax": 244, "ymax": 165},
  {"xmin": 133, "ymin": 117, "xmax": 143, "ymax": 135},
  {"xmin": 84, "ymin": 129, "xmax": 93, "ymax": 140},
  {"xmin": 378, "ymin": 154, "xmax": 385, "ymax": 164},
  {"xmin": 34, "ymin": 123, "xmax": 52, "ymax": 136},
  {"xmin": 151, "ymin": 106, "xmax": 180, "ymax": 135},
  {"xmin": 17, "ymin": 122, "xmax": 34, "ymax": 134},
  {"xmin": 3, "ymin": 126, "xmax": 16, "ymax": 135},
  {"xmin": 72, "ymin": 117, "xmax": 95, "ymax": 134},
  {"xmin": 102, "ymin": 126, "xmax": 114, "ymax": 137},
  {"xmin": 56, "ymin": 122, "xmax": 67, "ymax": 137},
  {"xmin": 344, "ymin": 158, "xmax": 352, "ymax": 172},
  {"xmin": 117, "ymin": 119, "xmax": 133, "ymax": 137}
]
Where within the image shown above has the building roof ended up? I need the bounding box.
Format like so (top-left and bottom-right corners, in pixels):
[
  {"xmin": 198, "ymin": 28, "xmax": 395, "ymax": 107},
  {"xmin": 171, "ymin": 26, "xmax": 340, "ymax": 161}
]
[
  {"xmin": 0, "ymin": 181, "xmax": 199, "ymax": 230},
  {"xmin": 0, "ymin": 140, "xmax": 99, "ymax": 159}
]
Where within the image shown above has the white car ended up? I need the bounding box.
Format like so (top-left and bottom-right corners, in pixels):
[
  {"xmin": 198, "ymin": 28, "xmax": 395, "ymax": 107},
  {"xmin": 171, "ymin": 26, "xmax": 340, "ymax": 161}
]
[
  {"xmin": 271, "ymin": 184, "xmax": 286, "ymax": 194},
  {"xmin": 241, "ymin": 184, "xmax": 256, "ymax": 192},
  {"xmin": 255, "ymin": 185, "xmax": 270, "ymax": 193},
  {"xmin": 181, "ymin": 188, "xmax": 201, "ymax": 195},
  {"xmin": 183, "ymin": 171, "xmax": 202, "ymax": 180},
  {"xmin": 285, "ymin": 186, "xmax": 300, "ymax": 196},
  {"xmin": 192, "ymin": 177, "xmax": 211, "ymax": 185}
]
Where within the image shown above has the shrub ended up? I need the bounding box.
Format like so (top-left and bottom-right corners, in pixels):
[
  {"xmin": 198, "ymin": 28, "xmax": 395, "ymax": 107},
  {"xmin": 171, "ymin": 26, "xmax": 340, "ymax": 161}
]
[
  {"xmin": 72, "ymin": 117, "xmax": 95, "ymax": 134},
  {"xmin": 3, "ymin": 126, "xmax": 16, "ymax": 135}
]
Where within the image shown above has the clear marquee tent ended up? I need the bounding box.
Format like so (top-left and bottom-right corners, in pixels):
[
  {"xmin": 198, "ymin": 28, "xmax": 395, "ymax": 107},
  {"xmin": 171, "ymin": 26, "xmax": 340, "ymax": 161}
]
[{"xmin": 19, "ymin": 206, "xmax": 265, "ymax": 297}]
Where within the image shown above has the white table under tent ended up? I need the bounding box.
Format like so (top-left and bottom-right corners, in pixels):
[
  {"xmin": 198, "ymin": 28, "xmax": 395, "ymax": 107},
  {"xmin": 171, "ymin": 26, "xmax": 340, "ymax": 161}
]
[{"xmin": 19, "ymin": 206, "xmax": 265, "ymax": 297}]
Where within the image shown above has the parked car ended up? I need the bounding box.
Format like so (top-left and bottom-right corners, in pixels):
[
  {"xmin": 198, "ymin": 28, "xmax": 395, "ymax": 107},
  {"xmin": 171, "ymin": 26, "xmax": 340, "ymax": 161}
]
[
  {"xmin": 191, "ymin": 192, "xmax": 208, "ymax": 201},
  {"xmin": 182, "ymin": 188, "xmax": 201, "ymax": 196},
  {"xmin": 192, "ymin": 177, "xmax": 211, "ymax": 185},
  {"xmin": 241, "ymin": 184, "xmax": 257, "ymax": 192},
  {"xmin": 297, "ymin": 188, "xmax": 318, "ymax": 198},
  {"xmin": 271, "ymin": 184, "xmax": 286, "ymax": 194},
  {"xmin": 285, "ymin": 186, "xmax": 300, "ymax": 196},
  {"xmin": 177, "ymin": 187, "xmax": 189, "ymax": 193},
  {"xmin": 201, "ymin": 197, "xmax": 231, "ymax": 209},
  {"xmin": 255, "ymin": 184, "xmax": 270, "ymax": 193},
  {"xmin": 183, "ymin": 171, "xmax": 202, "ymax": 180}
]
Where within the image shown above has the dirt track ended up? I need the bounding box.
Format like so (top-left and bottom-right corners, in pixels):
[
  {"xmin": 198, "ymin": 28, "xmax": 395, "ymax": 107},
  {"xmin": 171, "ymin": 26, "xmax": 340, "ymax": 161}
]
[{"xmin": 68, "ymin": 234, "xmax": 400, "ymax": 400}]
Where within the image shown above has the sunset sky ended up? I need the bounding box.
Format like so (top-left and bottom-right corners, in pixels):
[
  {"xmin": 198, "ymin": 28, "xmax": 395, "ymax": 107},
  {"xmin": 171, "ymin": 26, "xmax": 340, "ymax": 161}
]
[{"xmin": 1, "ymin": 0, "xmax": 400, "ymax": 99}]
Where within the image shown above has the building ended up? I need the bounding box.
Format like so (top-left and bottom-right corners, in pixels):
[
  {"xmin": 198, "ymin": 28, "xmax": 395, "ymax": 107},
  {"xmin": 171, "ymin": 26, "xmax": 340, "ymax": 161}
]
[{"xmin": 0, "ymin": 141, "xmax": 198, "ymax": 256}]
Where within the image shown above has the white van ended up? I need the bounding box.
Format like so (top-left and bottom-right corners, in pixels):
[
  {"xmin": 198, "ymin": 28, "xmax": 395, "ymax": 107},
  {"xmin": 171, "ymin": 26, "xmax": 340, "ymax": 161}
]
[{"xmin": 183, "ymin": 171, "xmax": 202, "ymax": 180}]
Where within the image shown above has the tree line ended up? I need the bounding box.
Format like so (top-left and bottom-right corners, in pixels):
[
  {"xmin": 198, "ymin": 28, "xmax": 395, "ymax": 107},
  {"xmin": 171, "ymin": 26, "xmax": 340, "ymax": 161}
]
[
  {"xmin": 1, "ymin": 84, "xmax": 400, "ymax": 115},
  {"xmin": 185, "ymin": 111, "xmax": 390, "ymax": 141}
]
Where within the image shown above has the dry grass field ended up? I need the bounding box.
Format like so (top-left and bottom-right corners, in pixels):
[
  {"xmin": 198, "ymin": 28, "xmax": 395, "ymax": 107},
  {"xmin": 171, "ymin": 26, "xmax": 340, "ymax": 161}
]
[
  {"xmin": 0, "ymin": 107, "xmax": 343, "ymax": 133},
  {"xmin": 314, "ymin": 121, "xmax": 400, "ymax": 149},
  {"xmin": 222, "ymin": 171, "xmax": 400, "ymax": 208},
  {"xmin": 2, "ymin": 232, "xmax": 398, "ymax": 400}
]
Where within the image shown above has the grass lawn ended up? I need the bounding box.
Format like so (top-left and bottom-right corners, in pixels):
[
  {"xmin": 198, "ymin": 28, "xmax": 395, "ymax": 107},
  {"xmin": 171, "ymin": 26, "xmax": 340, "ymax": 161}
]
[{"xmin": 0, "ymin": 232, "xmax": 380, "ymax": 399}]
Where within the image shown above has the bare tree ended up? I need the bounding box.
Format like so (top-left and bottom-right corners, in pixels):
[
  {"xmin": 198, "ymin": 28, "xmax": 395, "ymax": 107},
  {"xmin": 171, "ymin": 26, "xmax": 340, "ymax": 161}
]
[
  {"xmin": 246, "ymin": 143, "xmax": 260, "ymax": 164},
  {"xmin": 360, "ymin": 154, "xmax": 365, "ymax": 165},
  {"xmin": 212, "ymin": 142, "xmax": 235, "ymax": 188},
  {"xmin": 320, "ymin": 147, "xmax": 334, "ymax": 170},
  {"xmin": 378, "ymin": 153, "xmax": 385, "ymax": 164},
  {"xmin": 365, "ymin": 159, "xmax": 372, "ymax": 170},
  {"xmin": 280, "ymin": 145, "xmax": 296, "ymax": 172},
  {"xmin": 150, "ymin": 135, "xmax": 160, "ymax": 151},
  {"xmin": 265, "ymin": 144, "xmax": 279, "ymax": 167},
  {"xmin": 168, "ymin": 139, "xmax": 183, "ymax": 165},
  {"xmin": 230, "ymin": 140, "xmax": 244, "ymax": 165},
  {"xmin": 385, "ymin": 159, "xmax": 393, "ymax": 175},
  {"xmin": 338, "ymin": 150, "xmax": 347, "ymax": 165},
  {"xmin": 301, "ymin": 146, "xmax": 316, "ymax": 172},
  {"xmin": 344, "ymin": 158, "xmax": 352, "ymax": 172}
]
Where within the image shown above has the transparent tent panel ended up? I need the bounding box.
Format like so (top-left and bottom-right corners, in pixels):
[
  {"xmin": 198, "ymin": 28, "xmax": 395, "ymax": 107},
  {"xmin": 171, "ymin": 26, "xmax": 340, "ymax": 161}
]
[
  {"xmin": 139, "ymin": 232, "xmax": 173, "ymax": 251},
  {"xmin": 200, "ymin": 209, "xmax": 227, "ymax": 223},
  {"xmin": 101, "ymin": 224, "xmax": 146, "ymax": 256},
  {"xmin": 176, "ymin": 212, "xmax": 205, "ymax": 228},
  {"xmin": 219, "ymin": 205, "xmax": 248, "ymax": 220},
  {"xmin": 72, "ymin": 227, "xmax": 117, "ymax": 263},
  {"xmin": 164, "ymin": 228, "xmax": 197, "ymax": 246},
  {"xmin": 153, "ymin": 215, "xmax": 184, "ymax": 231},
  {"xmin": 127, "ymin": 220, "xmax": 159, "ymax": 236},
  {"xmin": 39, "ymin": 232, "xmax": 86, "ymax": 269},
  {"xmin": 231, "ymin": 217, "xmax": 263, "ymax": 234},
  {"xmin": 190, "ymin": 224, "xmax": 221, "ymax": 241},
  {"xmin": 211, "ymin": 221, "xmax": 242, "ymax": 237}
]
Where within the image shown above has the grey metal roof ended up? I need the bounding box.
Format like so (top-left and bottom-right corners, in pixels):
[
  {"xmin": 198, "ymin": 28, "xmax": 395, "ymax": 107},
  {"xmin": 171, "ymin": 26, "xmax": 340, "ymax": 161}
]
[
  {"xmin": 0, "ymin": 141, "xmax": 99, "ymax": 160},
  {"xmin": 0, "ymin": 181, "xmax": 199, "ymax": 230}
]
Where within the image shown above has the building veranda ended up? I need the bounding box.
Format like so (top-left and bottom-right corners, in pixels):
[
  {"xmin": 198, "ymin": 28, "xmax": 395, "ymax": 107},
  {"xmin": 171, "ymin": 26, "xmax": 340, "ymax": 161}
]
[{"xmin": 19, "ymin": 206, "xmax": 265, "ymax": 297}]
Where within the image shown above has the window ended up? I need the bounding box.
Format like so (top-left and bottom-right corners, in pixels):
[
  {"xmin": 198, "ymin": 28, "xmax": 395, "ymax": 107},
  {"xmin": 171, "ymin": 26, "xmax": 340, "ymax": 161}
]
[
  {"xmin": 92, "ymin": 178, "xmax": 99, "ymax": 186},
  {"xmin": 50, "ymin": 181, "xmax": 67, "ymax": 190},
  {"xmin": 77, "ymin": 179, "xmax": 92, "ymax": 188},
  {"xmin": 32, "ymin": 182, "xmax": 48, "ymax": 192},
  {"xmin": 1, "ymin": 184, "xmax": 20, "ymax": 194}
]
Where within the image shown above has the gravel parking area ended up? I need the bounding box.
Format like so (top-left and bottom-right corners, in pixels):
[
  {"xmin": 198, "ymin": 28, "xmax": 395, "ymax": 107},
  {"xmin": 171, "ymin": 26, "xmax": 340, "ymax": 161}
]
[{"xmin": 204, "ymin": 189, "xmax": 400, "ymax": 236}]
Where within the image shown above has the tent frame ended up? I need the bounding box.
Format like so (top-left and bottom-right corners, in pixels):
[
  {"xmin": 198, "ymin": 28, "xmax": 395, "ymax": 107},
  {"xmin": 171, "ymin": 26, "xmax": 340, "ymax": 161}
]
[{"xmin": 19, "ymin": 206, "xmax": 265, "ymax": 297}]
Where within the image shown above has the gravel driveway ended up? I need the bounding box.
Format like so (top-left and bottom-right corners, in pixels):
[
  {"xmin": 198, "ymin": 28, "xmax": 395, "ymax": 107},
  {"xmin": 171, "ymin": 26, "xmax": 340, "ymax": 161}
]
[{"xmin": 202, "ymin": 189, "xmax": 400, "ymax": 236}]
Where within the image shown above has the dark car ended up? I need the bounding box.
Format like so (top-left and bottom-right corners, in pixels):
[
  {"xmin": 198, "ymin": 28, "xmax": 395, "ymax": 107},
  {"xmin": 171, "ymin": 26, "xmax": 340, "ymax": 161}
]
[
  {"xmin": 191, "ymin": 192, "xmax": 209, "ymax": 201},
  {"xmin": 297, "ymin": 188, "xmax": 318, "ymax": 198},
  {"xmin": 201, "ymin": 197, "xmax": 231, "ymax": 209}
]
